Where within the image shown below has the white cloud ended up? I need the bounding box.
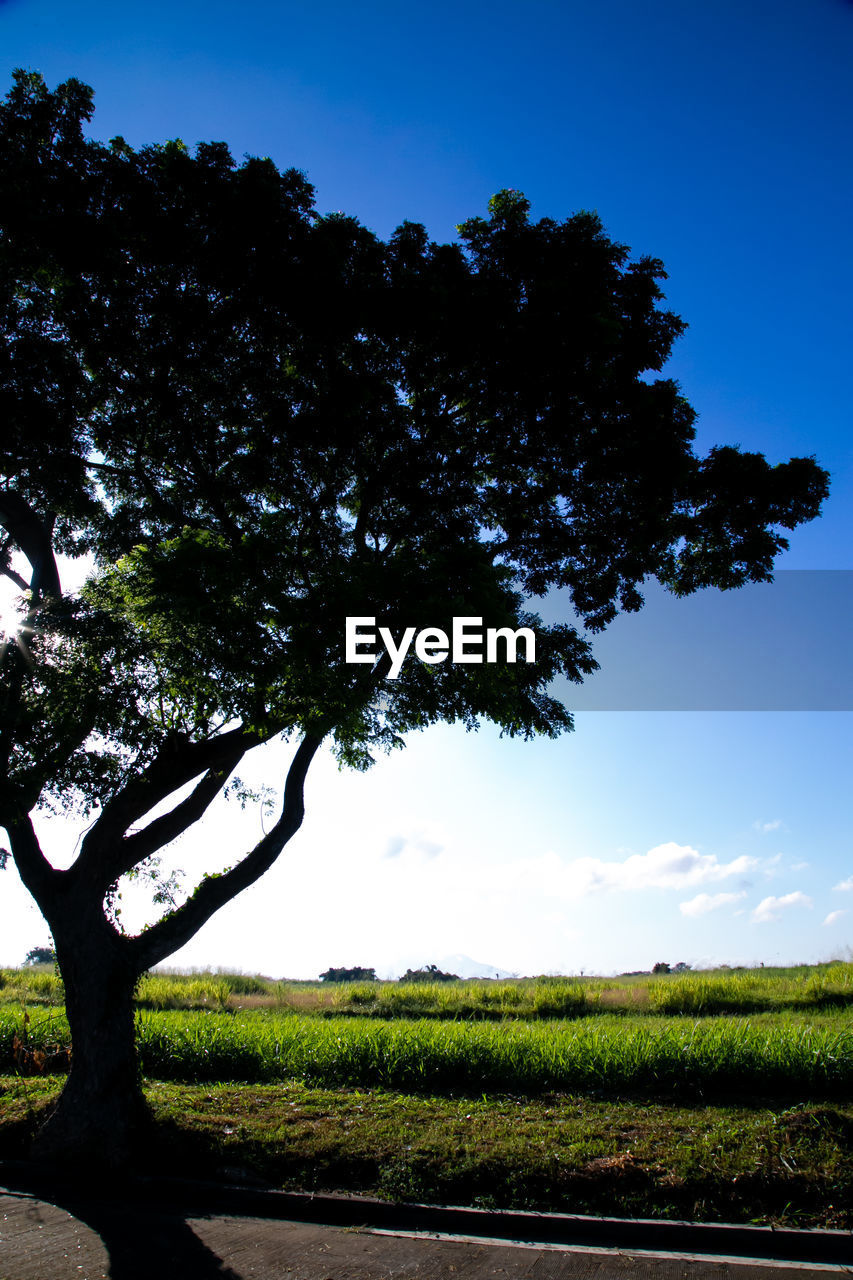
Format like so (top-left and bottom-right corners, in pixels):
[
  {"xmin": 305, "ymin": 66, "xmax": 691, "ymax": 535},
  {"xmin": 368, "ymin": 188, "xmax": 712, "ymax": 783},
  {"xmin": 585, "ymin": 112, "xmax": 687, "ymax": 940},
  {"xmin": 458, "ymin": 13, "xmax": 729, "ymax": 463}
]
[
  {"xmin": 790, "ymin": 861, "xmax": 810, "ymax": 872},
  {"xmin": 833, "ymin": 875, "xmax": 853, "ymax": 892},
  {"xmin": 752, "ymin": 891, "xmax": 813, "ymax": 924},
  {"xmin": 679, "ymin": 891, "xmax": 747, "ymax": 918},
  {"xmin": 384, "ymin": 833, "xmax": 443, "ymax": 859},
  {"xmin": 494, "ymin": 842, "xmax": 758, "ymax": 902},
  {"xmin": 752, "ymin": 819, "xmax": 784, "ymax": 833},
  {"xmin": 823, "ymin": 910, "xmax": 847, "ymax": 927}
]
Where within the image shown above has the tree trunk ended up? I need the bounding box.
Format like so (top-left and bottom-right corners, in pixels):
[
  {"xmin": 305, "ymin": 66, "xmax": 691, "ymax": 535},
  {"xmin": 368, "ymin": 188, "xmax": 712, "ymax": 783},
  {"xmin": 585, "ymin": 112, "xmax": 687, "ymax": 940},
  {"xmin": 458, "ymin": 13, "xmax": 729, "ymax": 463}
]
[{"xmin": 31, "ymin": 911, "xmax": 148, "ymax": 1171}]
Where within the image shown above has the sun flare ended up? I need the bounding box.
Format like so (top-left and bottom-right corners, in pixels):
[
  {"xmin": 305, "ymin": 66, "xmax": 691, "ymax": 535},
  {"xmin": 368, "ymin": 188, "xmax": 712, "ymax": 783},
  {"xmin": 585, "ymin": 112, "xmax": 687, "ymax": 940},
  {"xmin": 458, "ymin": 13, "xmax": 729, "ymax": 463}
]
[{"xmin": 0, "ymin": 590, "xmax": 30, "ymax": 644}]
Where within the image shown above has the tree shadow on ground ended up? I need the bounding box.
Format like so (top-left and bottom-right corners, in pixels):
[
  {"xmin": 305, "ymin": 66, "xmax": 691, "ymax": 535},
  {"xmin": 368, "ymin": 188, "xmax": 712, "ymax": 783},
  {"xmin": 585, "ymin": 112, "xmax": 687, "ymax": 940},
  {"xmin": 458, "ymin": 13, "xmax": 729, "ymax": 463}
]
[
  {"xmin": 1, "ymin": 1177, "xmax": 244, "ymax": 1280},
  {"xmin": 57, "ymin": 1195, "xmax": 244, "ymax": 1280}
]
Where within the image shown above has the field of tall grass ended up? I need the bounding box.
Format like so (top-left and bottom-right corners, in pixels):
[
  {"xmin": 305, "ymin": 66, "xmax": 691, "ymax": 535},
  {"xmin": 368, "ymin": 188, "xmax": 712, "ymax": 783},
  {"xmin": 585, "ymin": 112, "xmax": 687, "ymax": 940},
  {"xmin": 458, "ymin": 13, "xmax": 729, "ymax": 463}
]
[
  {"xmin": 139, "ymin": 1009, "xmax": 853, "ymax": 1097},
  {"xmin": 3, "ymin": 1002, "xmax": 852, "ymax": 1099},
  {"xmin": 2, "ymin": 962, "xmax": 852, "ymax": 1101},
  {"xmin": 3, "ymin": 962, "xmax": 852, "ymax": 1226},
  {"xmin": 3, "ymin": 961, "xmax": 852, "ymax": 1018},
  {"xmin": 324, "ymin": 965, "xmax": 853, "ymax": 1018}
]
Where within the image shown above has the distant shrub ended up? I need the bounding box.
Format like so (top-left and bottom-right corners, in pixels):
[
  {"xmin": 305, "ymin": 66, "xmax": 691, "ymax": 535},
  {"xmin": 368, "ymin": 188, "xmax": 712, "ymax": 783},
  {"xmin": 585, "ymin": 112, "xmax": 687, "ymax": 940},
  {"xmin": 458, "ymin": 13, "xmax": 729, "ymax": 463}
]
[
  {"xmin": 401, "ymin": 965, "xmax": 458, "ymax": 983},
  {"xmin": 320, "ymin": 967, "xmax": 378, "ymax": 982}
]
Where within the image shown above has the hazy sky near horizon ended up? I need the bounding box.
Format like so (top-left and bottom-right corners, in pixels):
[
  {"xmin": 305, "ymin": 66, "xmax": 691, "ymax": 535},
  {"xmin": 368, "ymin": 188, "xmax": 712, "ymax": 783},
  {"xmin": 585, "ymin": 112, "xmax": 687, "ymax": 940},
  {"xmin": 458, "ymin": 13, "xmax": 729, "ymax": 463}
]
[{"xmin": 1, "ymin": 0, "xmax": 851, "ymax": 976}]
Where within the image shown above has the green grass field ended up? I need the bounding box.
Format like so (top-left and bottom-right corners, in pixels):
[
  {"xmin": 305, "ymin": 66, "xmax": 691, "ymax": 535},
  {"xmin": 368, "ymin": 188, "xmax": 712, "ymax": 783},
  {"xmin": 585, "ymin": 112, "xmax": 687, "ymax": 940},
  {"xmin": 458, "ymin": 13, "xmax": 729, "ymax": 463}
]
[
  {"xmin": 4, "ymin": 960, "xmax": 853, "ymax": 1017},
  {"xmin": 1, "ymin": 962, "xmax": 852, "ymax": 1225},
  {"xmin": 3, "ymin": 1004, "xmax": 852, "ymax": 1097}
]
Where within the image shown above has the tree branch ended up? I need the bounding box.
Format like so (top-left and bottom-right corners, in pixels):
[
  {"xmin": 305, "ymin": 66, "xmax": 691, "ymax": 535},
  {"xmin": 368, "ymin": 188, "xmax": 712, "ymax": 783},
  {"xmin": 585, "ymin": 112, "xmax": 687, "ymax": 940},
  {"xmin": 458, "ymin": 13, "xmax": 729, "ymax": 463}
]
[
  {"xmin": 103, "ymin": 747, "xmax": 246, "ymax": 885},
  {"xmin": 0, "ymin": 650, "xmax": 27, "ymax": 790},
  {"xmin": 0, "ymin": 491, "xmax": 61, "ymax": 600},
  {"xmin": 131, "ymin": 732, "xmax": 321, "ymax": 970},
  {"xmin": 74, "ymin": 724, "xmax": 264, "ymax": 873},
  {"xmin": 6, "ymin": 816, "xmax": 63, "ymax": 909},
  {"xmin": 84, "ymin": 459, "xmax": 132, "ymax": 478},
  {"xmin": 0, "ymin": 536, "xmax": 29, "ymax": 593},
  {"xmin": 0, "ymin": 567, "xmax": 29, "ymax": 591}
]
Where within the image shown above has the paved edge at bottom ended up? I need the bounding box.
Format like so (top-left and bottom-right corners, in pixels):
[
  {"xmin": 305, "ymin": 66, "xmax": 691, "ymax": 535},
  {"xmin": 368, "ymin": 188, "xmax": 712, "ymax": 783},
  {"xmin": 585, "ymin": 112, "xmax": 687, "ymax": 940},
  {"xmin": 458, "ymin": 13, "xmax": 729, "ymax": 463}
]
[
  {"xmin": 366, "ymin": 1228, "xmax": 853, "ymax": 1274},
  {"xmin": 1, "ymin": 1162, "xmax": 851, "ymax": 1268}
]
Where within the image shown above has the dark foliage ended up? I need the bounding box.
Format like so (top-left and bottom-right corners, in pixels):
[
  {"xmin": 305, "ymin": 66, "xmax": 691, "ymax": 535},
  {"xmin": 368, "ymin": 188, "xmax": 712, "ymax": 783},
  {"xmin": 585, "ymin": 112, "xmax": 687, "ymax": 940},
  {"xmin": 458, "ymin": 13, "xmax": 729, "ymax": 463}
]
[
  {"xmin": 0, "ymin": 70, "xmax": 829, "ymax": 1165},
  {"xmin": 401, "ymin": 965, "xmax": 460, "ymax": 983},
  {"xmin": 319, "ymin": 967, "xmax": 378, "ymax": 982}
]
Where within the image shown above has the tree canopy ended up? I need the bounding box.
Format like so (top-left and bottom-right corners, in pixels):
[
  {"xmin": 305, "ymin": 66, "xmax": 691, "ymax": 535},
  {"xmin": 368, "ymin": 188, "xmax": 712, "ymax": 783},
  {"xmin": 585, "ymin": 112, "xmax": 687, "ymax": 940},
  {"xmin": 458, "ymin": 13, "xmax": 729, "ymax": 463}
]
[
  {"xmin": 320, "ymin": 967, "xmax": 378, "ymax": 983},
  {"xmin": 0, "ymin": 70, "xmax": 829, "ymax": 1164}
]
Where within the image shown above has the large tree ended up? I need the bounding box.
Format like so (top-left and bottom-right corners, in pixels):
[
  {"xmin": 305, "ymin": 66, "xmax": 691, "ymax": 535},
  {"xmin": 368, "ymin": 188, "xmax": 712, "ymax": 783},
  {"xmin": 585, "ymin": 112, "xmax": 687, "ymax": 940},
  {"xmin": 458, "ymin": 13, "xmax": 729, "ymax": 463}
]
[{"xmin": 0, "ymin": 71, "xmax": 829, "ymax": 1167}]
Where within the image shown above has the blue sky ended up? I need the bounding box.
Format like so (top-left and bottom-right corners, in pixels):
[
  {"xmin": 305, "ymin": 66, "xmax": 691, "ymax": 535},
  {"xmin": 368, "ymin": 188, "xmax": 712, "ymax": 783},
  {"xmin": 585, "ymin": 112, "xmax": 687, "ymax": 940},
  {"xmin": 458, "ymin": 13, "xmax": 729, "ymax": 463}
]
[{"xmin": 1, "ymin": 0, "xmax": 851, "ymax": 975}]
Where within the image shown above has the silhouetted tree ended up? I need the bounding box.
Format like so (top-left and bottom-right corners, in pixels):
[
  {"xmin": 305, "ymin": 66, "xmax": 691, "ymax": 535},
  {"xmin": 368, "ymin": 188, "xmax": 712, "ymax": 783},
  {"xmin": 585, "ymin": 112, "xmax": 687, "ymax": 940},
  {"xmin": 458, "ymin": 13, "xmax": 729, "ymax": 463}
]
[
  {"xmin": 401, "ymin": 965, "xmax": 459, "ymax": 983},
  {"xmin": 319, "ymin": 967, "xmax": 378, "ymax": 982},
  {"xmin": 23, "ymin": 945, "xmax": 56, "ymax": 966},
  {"xmin": 0, "ymin": 71, "xmax": 829, "ymax": 1167}
]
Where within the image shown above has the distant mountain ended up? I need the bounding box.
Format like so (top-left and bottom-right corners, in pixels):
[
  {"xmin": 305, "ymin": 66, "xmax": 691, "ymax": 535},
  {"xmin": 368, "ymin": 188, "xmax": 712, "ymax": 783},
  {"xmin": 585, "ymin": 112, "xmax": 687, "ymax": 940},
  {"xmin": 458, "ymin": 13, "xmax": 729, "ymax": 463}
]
[{"xmin": 438, "ymin": 953, "xmax": 514, "ymax": 980}]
